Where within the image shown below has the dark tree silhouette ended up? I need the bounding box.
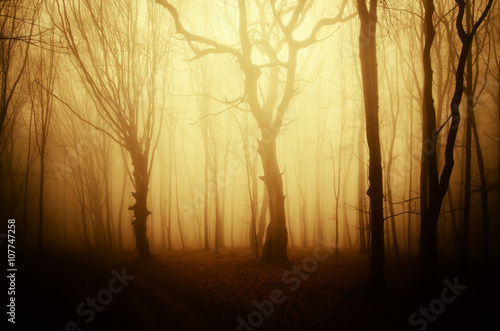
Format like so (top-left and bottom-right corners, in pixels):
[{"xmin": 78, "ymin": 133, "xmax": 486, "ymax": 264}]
[
  {"xmin": 356, "ymin": 0, "xmax": 385, "ymax": 291},
  {"xmin": 56, "ymin": 0, "xmax": 168, "ymax": 259},
  {"xmin": 419, "ymin": 0, "xmax": 493, "ymax": 285}
]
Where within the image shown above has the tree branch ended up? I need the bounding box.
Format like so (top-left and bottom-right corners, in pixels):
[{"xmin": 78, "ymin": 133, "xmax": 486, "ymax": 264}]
[
  {"xmin": 156, "ymin": 0, "xmax": 242, "ymax": 61},
  {"xmin": 297, "ymin": 0, "xmax": 357, "ymax": 49}
]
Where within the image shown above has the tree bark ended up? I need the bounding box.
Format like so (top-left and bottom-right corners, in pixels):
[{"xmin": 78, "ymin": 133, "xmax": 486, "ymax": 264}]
[
  {"xmin": 357, "ymin": 0, "xmax": 385, "ymax": 290},
  {"xmin": 129, "ymin": 151, "xmax": 153, "ymax": 260},
  {"xmin": 258, "ymin": 140, "xmax": 289, "ymax": 264},
  {"xmin": 257, "ymin": 187, "xmax": 269, "ymax": 247}
]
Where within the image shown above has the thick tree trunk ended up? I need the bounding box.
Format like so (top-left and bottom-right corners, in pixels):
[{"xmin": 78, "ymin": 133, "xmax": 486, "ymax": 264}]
[
  {"xmin": 258, "ymin": 140, "xmax": 288, "ymax": 264},
  {"xmin": 357, "ymin": 0, "xmax": 385, "ymax": 291},
  {"xmin": 419, "ymin": 0, "xmax": 440, "ymax": 286},
  {"xmin": 129, "ymin": 151, "xmax": 153, "ymax": 260}
]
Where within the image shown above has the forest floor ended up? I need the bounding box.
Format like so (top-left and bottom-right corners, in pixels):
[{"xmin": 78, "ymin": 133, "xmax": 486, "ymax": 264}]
[{"xmin": 12, "ymin": 246, "xmax": 500, "ymax": 331}]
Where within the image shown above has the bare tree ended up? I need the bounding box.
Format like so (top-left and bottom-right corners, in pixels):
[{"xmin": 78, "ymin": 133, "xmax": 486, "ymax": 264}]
[
  {"xmin": 157, "ymin": 0, "xmax": 355, "ymax": 264},
  {"xmin": 460, "ymin": 0, "xmax": 493, "ymax": 264},
  {"xmin": 28, "ymin": 3, "xmax": 57, "ymax": 253},
  {"xmin": 0, "ymin": 0, "xmax": 41, "ymax": 138},
  {"xmin": 419, "ymin": 0, "xmax": 493, "ymax": 285},
  {"xmin": 56, "ymin": 0, "xmax": 169, "ymax": 259}
]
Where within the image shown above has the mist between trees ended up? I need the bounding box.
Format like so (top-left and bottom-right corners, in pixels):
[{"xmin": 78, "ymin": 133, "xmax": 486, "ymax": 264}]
[{"xmin": 0, "ymin": 0, "xmax": 498, "ymax": 289}]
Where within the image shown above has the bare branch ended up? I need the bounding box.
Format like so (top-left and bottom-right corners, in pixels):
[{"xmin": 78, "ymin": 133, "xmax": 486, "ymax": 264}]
[
  {"xmin": 297, "ymin": 0, "xmax": 357, "ymax": 49},
  {"xmin": 156, "ymin": 0, "xmax": 242, "ymax": 61},
  {"xmin": 37, "ymin": 81, "xmax": 127, "ymax": 149}
]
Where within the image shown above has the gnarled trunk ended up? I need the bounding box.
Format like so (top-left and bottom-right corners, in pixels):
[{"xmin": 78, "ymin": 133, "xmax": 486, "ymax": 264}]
[{"xmin": 129, "ymin": 150, "xmax": 152, "ymax": 260}]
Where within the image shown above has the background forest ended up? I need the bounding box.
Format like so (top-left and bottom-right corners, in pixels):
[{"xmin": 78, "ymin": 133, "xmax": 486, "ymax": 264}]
[{"xmin": 1, "ymin": 0, "xmax": 499, "ymax": 330}]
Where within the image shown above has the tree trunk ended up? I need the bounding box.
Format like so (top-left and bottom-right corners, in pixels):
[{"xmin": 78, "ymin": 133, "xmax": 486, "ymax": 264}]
[
  {"xmin": 159, "ymin": 165, "xmax": 167, "ymax": 250},
  {"xmin": 258, "ymin": 140, "xmax": 288, "ymax": 264},
  {"xmin": 167, "ymin": 140, "xmax": 173, "ymax": 251},
  {"xmin": 357, "ymin": 119, "xmax": 367, "ymax": 254},
  {"xmin": 104, "ymin": 160, "xmax": 113, "ymax": 249},
  {"xmin": 129, "ymin": 151, "xmax": 153, "ymax": 260},
  {"xmin": 117, "ymin": 149, "xmax": 129, "ymax": 250},
  {"xmin": 419, "ymin": 0, "xmax": 493, "ymax": 286},
  {"xmin": 468, "ymin": 5, "xmax": 490, "ymax": 264},
  {"xmin": 214, "ymin": 150, "xmax": 221, "ymax": 255},
  {"xmin": 257, "ymin": 187, "xmax": 269, "ymax": 247},
  {"xmin": 204, "ymin": 132, "xmax": 210, "ymax": 250},
  {"xmin": 460, "ymin": 63, "xmax": 473, "ymax": 264},
  {"xmin": 38, "ymin": 149, "xmax": 45, "ymax": 254},
  {"xmin": 22, "ymin": 109, "xmax": 33, "ymax": 255},
  {"xmin": 357, "ymin": 0, "xmax": 385, "ymax": 291},
  {"xmin": 407, "ymin": 97, "xmax": 414, "ymax": 256}
]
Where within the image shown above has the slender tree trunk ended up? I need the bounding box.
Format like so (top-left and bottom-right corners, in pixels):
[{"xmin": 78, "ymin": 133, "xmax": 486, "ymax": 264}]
[
  {"xmin": 383, "ymin": 45, "xmax": 400, "ymax": 258},
  {"xmin": 357, "ymin": 119, "xmax": 367, "ymax": 254},
  {"xmin": 471, "ymin": 83, "xmax": 490, "ymax": 263},
  {"xmin": 117, "ymin": 149, "xmax": 128, "ymax": 250},
  {"xmin": 160, "ymin": 165, "xmax": 167, "ymax": 250},
  {"xmin": 408, "ymin": 97, "xmax": 414, "ymax": 256},
  {"xmin": 419, "ymin": 0, "xmax": 493, "ymax": 285},
  {"xmin": 386, "ymin": 149, "xmax": 400, "ymax": 258},
  {"xmin": 350, "ymin": 18, "xmax": 367, "ymax": 255},
  {"xmin": 469, "ymin": 7, "xmax": 490, "ymax": 264},
  {"xmin": 204, "ymin": 136, "xmax": 210, "ymax": 250},
  {"xmin": 257, "ymin": 187, "xmax": 269, "ymax": 247},
  {"xmin": 460, "ymin": 80, "xmax": 472, "ymax": 264},
  {"xmin": 104, "ymin": 160, "xmax": 113, "ymax": 249},
  {"xmin": 315, "ymin": 126, "xmax": 324, "ymax": 242},
  {"xmin": 357, "ymin": 0, "xmax": 385, "ymax": 290},
  {"xmin": 22, "ymin": 109, "xmax": 33, "ymax": 256},
  {"xmin": 343, "ymin": 202, "xmax": 353, "ymax": 250},
  {"xmin": 38, "ymin": 147, "xmax": 45, "ymax": 254},
  {"xmin": 214, "ymin": 149, "xmax": 220, "ymax": 255},
  {"xmin": 167, "ymin": 139, "xmax": 173, "ymax": 251},
  {"xmin": 447, "ymin": 190, "xmax": 460, "ymax": 253},
  {"xmin": 330, "ymin": 136, "xmax": 340, "ymax": 257},
  {"xmin": 172, "ymin": 138, "xmax": 185, "ymax": 251}
]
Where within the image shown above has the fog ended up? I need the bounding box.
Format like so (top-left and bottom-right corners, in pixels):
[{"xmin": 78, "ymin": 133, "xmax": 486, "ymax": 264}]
[
  {"xmin": 3, "ymin": 0, "xmax": 500, "ymax": 330},
  {"xmin": 1, "ymin": 0, "xmax": 499, "ymax": 272}
]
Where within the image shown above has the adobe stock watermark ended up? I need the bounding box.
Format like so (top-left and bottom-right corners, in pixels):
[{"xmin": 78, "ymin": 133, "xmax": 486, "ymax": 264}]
[
  {"xmin": 236, "ymin": 238, "xmax": 334, "ymax": 330},
  {"xmin": 408, "ymin": 277, "xmax": 468, "ymax": 331},
  {"xmin": 65, "ymin": 267, "xmax": 135, "ymax": 331}
]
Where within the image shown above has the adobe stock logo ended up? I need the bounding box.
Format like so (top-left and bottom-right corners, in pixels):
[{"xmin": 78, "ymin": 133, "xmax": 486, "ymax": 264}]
[
  {"xmin": 65, "ymin": 268, "xmax": 135, "ymax": 331},
  {"xmin": 408, "ymin": 277, "xmax": 468, "ymax": 331}
]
